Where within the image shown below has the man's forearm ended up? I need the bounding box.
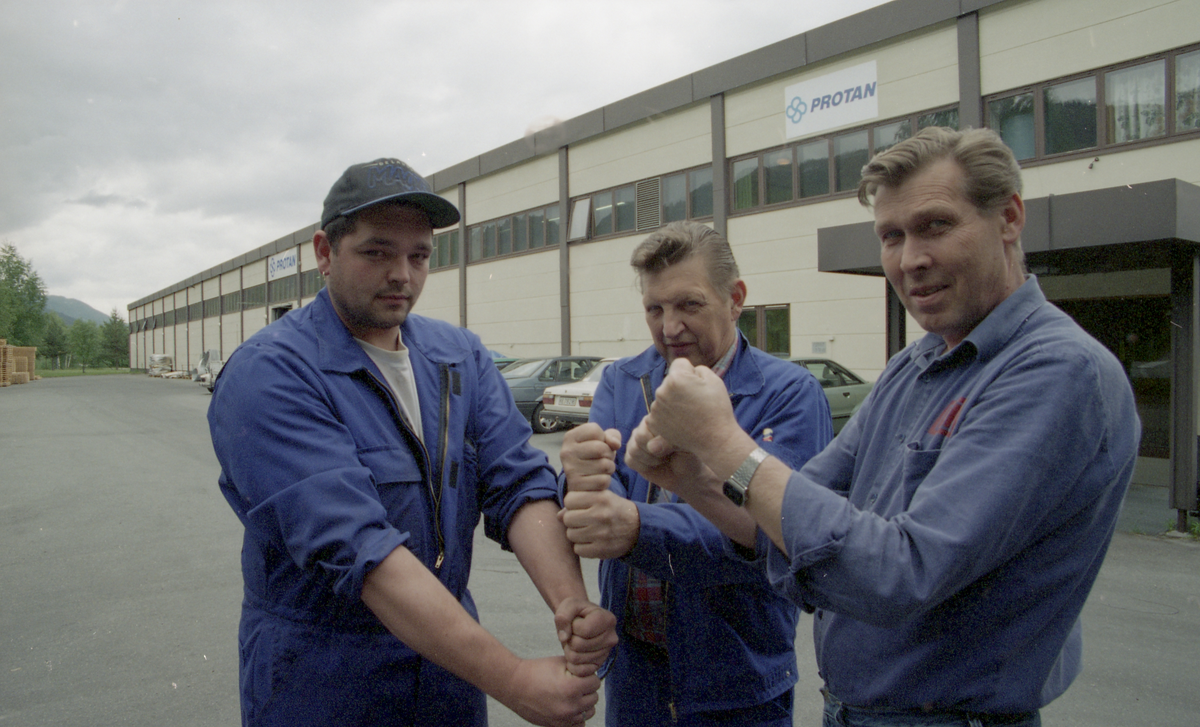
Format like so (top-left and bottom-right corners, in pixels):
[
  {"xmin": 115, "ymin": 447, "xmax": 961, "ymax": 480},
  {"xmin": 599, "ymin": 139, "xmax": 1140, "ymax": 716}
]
[
  {"xmin": 362, "ymin": 545, "xmax": 520, "ymax": 695},
  {"xmin": 509, "ymin": 499, "xmax": 589, "ymax": 609},
  {"xmin": 699, "ymin": 433, "xmax": 791, "ymax": 553},
  {"xmin": 673, "ymin": 466, "xmax": 760, "ymax": 549}
]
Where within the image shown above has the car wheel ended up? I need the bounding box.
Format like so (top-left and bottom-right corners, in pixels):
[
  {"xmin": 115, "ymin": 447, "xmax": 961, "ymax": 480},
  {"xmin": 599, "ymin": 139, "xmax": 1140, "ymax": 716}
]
[{"xmin": 532, "ymin": 403, "xmax": 557, "ymax": 434}]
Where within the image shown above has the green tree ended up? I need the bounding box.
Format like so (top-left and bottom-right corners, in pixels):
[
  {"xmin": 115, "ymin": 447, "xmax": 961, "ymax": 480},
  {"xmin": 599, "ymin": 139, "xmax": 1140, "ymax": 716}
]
[
  {"xmin": 0, "ymin": 243, "xmax": 47, "ymax": 346},
  {"xmin": 41, "ymin": 313, "xmax": 69, "ymax": 369},
  {"xmin": 68, "ymin": 319, "xmax": 99, "ymax": 372},
  {"xmin": 100, "ymin": 309, "xmax": 129, "ymax": 368}
]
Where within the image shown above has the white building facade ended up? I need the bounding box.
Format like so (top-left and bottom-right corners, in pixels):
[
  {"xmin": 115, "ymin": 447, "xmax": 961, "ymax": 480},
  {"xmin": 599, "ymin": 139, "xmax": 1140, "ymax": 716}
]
[{"xmin": 130, "ymin": 0, "xmax": 1200, "ymax": 522}]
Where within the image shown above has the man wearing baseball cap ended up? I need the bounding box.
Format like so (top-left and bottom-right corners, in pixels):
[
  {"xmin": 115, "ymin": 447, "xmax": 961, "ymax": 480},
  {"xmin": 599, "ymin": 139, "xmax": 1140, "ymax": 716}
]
[{"xmin": 209, "ymin": 158, "xmax": 616, "ymax": 727}]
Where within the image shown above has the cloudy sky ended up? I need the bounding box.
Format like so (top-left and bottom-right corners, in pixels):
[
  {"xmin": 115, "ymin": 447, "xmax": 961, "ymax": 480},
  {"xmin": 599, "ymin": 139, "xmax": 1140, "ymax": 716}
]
[{"xmin": 1, "ymin": 0, "xmax": 889, "ymax": 318}]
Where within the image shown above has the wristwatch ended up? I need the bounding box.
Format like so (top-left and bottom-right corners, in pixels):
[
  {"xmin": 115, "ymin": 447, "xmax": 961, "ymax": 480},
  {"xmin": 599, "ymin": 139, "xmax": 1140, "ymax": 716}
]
[{"xmin": 722, "ymin": 447, "xmax": 770, "ymax": 507}]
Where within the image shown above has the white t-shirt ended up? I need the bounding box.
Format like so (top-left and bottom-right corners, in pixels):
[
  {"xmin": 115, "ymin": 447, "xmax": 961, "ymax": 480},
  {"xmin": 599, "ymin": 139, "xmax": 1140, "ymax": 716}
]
[{"xmin": 355, "ymin": 334, "xmax": 423, "ymax": 443}]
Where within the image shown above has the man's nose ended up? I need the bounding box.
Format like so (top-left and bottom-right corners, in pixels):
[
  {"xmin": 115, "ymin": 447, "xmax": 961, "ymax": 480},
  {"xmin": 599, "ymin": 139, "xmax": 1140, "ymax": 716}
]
[
  {"xmin": 662, "ymin": 308, "xmax": 686, "ymax": 338},
  {"xmin": 899, "ymin": 240, "xmax": 931, "ymax": 273},
  {"xmin": 386, "ymin": 258, "xmax": 411, "ymax": 284}
]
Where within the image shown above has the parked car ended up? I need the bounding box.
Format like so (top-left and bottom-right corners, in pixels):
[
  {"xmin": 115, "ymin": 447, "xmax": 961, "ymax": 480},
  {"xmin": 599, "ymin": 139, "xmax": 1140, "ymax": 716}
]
[
  {"xmin": 194, "ymin": 349, "xmax": 224, "ymax": 393},
  {"xmin": 502, "ymin": 356, "xmax": 602, "ymax": 433},
  {"xmin": 789, "ymin": 358, "xmax": 873, "ymax": 434},
  {"xmin": 541, "ymin": 358, "xmax": 617, "ymax": 430},
  {"xmin": 488, "ymin": 350, "xmax": 520, "ymax": 370}
]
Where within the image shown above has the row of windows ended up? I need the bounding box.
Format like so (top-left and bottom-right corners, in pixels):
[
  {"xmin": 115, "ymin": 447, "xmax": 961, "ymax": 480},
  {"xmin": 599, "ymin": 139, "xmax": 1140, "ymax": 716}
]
[
  {"xmin": 434, "ymin": 165, "xmax": 716, "ymax": 267},
  {"xmin": 132, "ymin": 270, "xmax": 328, "ymax": 330},
  {"xmin": 988, "ymin": 44, "xmax": 1200, "ymax": 162},
  {"xmin": 569, "ymin": 166, "xmax": 713, "ymax": 242},
  {"xmin": 729, "ymin": 107, "xmax": 959, "ymax": 213},
  {"xmin": 467, "ymin": 203, "xmax": 561, "ymax": 263}
]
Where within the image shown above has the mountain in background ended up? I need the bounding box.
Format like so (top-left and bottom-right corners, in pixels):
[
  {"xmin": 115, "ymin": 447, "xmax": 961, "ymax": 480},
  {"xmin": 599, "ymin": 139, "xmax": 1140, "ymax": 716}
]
[{"xmin": 45, "ymin": 295, "xmax": 111, "ymax": 326}]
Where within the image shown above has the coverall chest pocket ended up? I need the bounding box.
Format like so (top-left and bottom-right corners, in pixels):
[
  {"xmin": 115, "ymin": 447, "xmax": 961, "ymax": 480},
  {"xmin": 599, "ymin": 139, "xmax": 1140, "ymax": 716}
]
[
  {"xmin": 897, "ymin": 444, "xmax": 941, "ymax": 511},
  {"xmin": 356, "ymin": 447, "xmax": 430, "ymax": 557}
]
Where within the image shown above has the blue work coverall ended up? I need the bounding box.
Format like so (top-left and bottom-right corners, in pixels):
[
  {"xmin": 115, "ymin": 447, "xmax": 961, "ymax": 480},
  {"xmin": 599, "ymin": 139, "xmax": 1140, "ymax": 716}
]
[
  {"xmin": 209, "ymin": 288, "xmax": 559, "ymax": 726},
  {"xmin": 588, "ymin": 338, "xmax": 832, "ymax": 721}
]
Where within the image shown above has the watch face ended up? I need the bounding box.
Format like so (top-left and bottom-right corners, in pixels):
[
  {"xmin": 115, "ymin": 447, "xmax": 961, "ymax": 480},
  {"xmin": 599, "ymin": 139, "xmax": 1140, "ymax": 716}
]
[{"xmin": 722, "ymin": 480, "xmax": 745, "ymax": 507}]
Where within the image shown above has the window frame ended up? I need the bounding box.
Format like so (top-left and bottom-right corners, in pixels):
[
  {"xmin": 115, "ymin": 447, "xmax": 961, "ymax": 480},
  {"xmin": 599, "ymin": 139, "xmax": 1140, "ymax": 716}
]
[
  {"xmin": 984, "ymin": 43, "xmax": 1200, "ymax": 166},
  {"xmin": 728, "ymin": 104, "xmax": 959, "ymax": 216},
  {"xmin": 568, "ymin": 164, "xmax": 715, "ymax": 243},
  {"xmin": 467, "ymin": 203, "xmax": 560, "ymax": 265}
]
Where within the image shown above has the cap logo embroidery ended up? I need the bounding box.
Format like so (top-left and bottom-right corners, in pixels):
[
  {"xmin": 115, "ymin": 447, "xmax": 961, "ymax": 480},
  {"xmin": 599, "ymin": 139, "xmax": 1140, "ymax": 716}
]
[{"xmin": 367, "ymin": 163, "xmax": 422, "ymax": 190}]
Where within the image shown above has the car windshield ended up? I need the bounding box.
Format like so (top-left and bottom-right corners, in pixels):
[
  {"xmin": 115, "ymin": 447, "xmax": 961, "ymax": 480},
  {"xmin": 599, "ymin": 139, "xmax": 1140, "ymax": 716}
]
[
  {"xmin": 502, "ymin": 359, "xmax": 548, "ymax": 378},
  {"xmin": 582, "ymin": 360, "xmax": 614, "ymax": 383}
]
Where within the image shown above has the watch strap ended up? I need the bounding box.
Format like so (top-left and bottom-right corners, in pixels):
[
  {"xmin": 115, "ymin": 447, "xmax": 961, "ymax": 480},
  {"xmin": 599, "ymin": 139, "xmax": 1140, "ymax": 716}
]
[{"xmin": 722, "ymin": 446, "xmax": 769, "ymax": 506}]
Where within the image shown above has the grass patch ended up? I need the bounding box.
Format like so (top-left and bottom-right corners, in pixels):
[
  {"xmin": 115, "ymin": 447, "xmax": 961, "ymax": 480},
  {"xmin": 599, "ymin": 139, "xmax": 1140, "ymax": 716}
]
[{"xmin": 37, "ymin": 367, "xmax": 139, "ymax": 378}]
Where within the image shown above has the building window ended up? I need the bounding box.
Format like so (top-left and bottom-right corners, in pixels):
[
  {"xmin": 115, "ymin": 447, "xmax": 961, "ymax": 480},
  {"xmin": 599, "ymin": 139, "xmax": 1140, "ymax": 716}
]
[
  {"xmin": 873, "ymin": 119, "xmax": 912, "ymax": 154},
  {"xmin": 203, "ymin": 298, "xmax": 221, "ymax": 318},
  {"xmin": 662, "ymin": 166, "xmax": 713, "ymax": 222},
  {"xmin": 301, "ymin": 268, "xmax": 326, "ymax": 296},
  {"xmin": 188, "ymin": 302, "xmax": 202, "ymax": 322},
  {"xmin": 763, "ymin": 148, "xmax": 794, "ymax": 205},
  {"xmin": 738, "ymin": 305, "xmax": 790, "ymax": 357},
  {"xmin": 1106, "ymin": 59, "xmax": 1166, "ymax": 144},
  {"xmin": 918, "ymin": 107, "xmax": 959, "ymax": 130},
  {"xmin": 1177, "ymin": 49, "xmax": 1200, "ymax": 131},
  {"xmin": 833, "ymin": 129, "xmax": 870, "ymax": 193},
  {"xmin": 614, "ymin": 185, "xmax": 636, "ymax": 233},
  {"xmin": 986, "ymin": 44, "xmax": 1200, "ymax": 163},
  {"xmin": 1044, "ymin": 77, "xmax": 1097, "ymax": 155},
  {"xmin": 732, "ymin": 158, "xmax": 759, "ymax": 210},
  {"xmin": 469, "ymin": 203, "xmax": 560, "ymax": 263},
  {"xmin": 243, "ymin": 283, "xmax": 266, "ymax": 310},
  {"xmin": 164, "ymin": 310, "xmax": 175, "ymax": 327},
  {"xmin": 432, "ymin": 229, "xmax": 459, "ymax": 270},
  {"xmin": 987, "ymin": 93, "xmax": 1036, "ymax": 160},
  {"xmin": 797, "ymin": 140, "xmax": 830, "ymax": 198},
  {"xmin": 728, "ymin": 105, "xmax": 957, "ymax": 215},
  {"xmin": 269, "ymin": 275, "xmax": 298, "ymax": 304},
  {"xmin": 662, "ymin": 173, "xmax": 686, "ymax": 223},
  {"xmin": 689, "ymin": 166, "xmax": 713, "ymax": 218},
  {"xmin": 592, "ymin": 190, "xmax": 613, "ymax": 236},
  {"xmin": 222, "ymin": 290, "xmax": 242, "ymax": 314}
]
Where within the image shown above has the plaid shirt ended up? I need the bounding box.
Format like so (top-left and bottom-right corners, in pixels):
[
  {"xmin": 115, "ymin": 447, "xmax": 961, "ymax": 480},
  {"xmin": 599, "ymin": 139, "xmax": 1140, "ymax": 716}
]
[{"xmin": 624, "ymin": 340, "xmax": 738, "ymax": 646}]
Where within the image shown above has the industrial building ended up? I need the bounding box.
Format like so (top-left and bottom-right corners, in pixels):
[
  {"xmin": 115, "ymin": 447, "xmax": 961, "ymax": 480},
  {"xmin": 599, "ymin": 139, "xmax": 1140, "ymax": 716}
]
[{"xmin": 129, "ymin": 0, "xmax": 1200, "ymax": 522}]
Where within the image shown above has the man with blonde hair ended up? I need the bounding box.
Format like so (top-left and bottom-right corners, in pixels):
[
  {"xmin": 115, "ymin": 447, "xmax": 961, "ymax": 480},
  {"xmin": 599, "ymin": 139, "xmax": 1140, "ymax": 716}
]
[{"xmin": 629, "ymin": 128, "xmax": 1140, "ymax": 726}]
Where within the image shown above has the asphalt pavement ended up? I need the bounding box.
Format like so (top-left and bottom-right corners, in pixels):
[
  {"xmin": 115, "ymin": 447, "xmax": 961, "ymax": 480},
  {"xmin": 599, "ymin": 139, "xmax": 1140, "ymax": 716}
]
[{"xmin": 0, "ymin": 375, "xmax": 1196, "ymax": 726}]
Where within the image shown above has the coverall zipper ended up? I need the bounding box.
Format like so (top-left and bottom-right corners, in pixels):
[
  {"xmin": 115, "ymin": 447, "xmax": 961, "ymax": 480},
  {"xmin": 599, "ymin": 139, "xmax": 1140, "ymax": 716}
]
[{"xmin": 366, "ymin": 369, "xmax": 446, "ymax": 569}]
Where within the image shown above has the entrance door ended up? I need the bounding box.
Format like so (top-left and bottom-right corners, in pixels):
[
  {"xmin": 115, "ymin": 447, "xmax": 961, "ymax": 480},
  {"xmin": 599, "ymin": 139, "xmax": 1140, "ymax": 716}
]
[{"xmin": 1053, "ymin": 296, "xmax": 1171, "ymax": 458}]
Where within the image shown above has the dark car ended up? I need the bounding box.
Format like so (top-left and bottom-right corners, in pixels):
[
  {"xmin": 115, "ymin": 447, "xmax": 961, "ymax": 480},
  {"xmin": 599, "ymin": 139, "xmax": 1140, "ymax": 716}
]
[
  {"xmin": 789, "ymin": 358, "xmax": 873, "ymax": 434},
  {"xmin": 502, "ymin": 356, "xmax": 602, "ymax": 433}
]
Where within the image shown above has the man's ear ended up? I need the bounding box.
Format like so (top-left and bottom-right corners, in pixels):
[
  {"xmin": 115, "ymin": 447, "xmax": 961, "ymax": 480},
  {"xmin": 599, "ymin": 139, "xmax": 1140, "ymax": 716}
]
[
  {"xmin": 999, "ymin": 193, "xmax": 1026, "ymax": 247},
  {"xmin": 730, "ymin": 279, "xmax": 747, "ymax": 319},
  {"xmin": 314, "ymin": 231, "xmax": 333, "ymax": 276}
]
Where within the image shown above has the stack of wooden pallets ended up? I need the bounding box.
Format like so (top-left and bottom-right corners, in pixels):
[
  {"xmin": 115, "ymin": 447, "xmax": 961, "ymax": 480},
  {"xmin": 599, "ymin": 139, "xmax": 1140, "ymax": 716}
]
[
  {"xmin": 0, "ymin": 339, "xmax": 12, "ymax": 387},
  {"xmin": 12, "ymin": 346, "xmax": 37, "ymax": 384}
]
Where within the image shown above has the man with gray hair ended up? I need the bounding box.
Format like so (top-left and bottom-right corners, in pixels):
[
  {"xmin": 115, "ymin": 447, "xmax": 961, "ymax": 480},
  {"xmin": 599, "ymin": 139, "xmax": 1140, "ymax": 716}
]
[
  {"xmin": 559, "ymin": 221, "xmax": 832, "ymax": 725},
  {"xmin": 628, "ymin": 128, "xmax": 1141, "ymax": 726}
]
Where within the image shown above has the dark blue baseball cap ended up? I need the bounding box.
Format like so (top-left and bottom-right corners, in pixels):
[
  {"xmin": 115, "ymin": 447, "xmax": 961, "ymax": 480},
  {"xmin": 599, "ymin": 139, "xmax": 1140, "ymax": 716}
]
[{"xmin": 321, "ymin": 158, "xmax": 461, "ymax": 230}]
